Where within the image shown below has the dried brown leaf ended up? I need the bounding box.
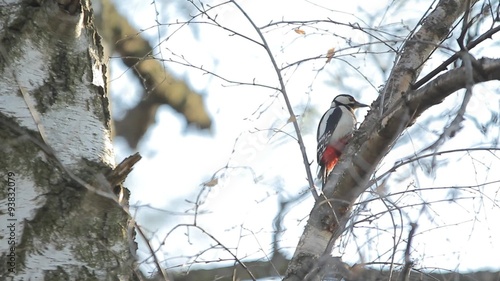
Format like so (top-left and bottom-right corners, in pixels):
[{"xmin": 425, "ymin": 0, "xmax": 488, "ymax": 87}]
[
  {"xmin": 326, "ymin": 48, "xmax": 336, "ymax": 63},
  {"xmin": 294, "ymin": 28, "xmax": 306, "ymax": 35},
  {"xmin": 203, "ymin": 178, "xmax": 218, "ymax": 187}
]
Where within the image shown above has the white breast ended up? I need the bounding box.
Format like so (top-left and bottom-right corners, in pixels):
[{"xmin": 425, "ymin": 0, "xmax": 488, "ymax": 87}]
[{"xmin": 329, "ymin": 106, "xmax": 356, "ymax": 144}]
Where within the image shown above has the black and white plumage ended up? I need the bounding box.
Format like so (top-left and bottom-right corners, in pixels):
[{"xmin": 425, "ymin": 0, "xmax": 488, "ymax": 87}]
[{"xmin": 317, "ymin": 94, "xmax": 369, "ymax": 186}]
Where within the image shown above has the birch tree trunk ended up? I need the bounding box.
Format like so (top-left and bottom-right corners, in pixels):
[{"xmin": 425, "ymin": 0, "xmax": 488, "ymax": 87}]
[
  {"xmin": 0, "ymin": 1, "xmax": 135, "ymax": 280},
  {"xmin": 283, "ymin": 0, "xmax": 500, "ymax": 280}
]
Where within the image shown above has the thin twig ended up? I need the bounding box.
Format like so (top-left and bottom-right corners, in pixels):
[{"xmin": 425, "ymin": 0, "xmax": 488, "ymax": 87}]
[
  {"xmin": 400, "ymin": 223, "xmax": 418, "ymax": 281},
  {"xmin": 420, "ymin": 51, "xmax": 475, "ymax": 153},
  {"xmin": 370, "ymin": 147, "xmax": 500, "ymax": 186},
  {"xmin": 135, "ymin": 223, "xmax": 170, "ymax": 280},
  {"xmin": 230, "ymin": 0, "xmax": 319, "ymax": 201},
  {"xmin": 163, "ymin": 224, "xmax": 258, "ymax": 281},
  {"xmin": 412, "ymin": 24, "xmax": 500, "ymax": 90}
]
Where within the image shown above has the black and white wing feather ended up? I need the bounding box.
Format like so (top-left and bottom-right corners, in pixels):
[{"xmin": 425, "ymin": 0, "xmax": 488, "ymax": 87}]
[{"xmin": 316, "ymin": 106, "xmax": 342, "ymax": 163}]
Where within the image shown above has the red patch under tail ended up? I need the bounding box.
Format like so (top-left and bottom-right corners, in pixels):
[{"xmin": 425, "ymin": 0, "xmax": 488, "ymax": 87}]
[{"xmin": 319, "ymin": 146, "xmax": 342, "ymax": 186}]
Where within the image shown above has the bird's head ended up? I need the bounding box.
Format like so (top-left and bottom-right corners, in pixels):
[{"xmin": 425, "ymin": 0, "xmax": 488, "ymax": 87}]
[{"xmin": 331, "ymin": 94, "xmax": 369, "ymax": 109}]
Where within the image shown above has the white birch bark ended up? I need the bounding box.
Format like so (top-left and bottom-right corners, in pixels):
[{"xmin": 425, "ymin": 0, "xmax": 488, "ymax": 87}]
[{"xmin": 0, "ymin": 1, "xmax": 135, "ymax": 280}]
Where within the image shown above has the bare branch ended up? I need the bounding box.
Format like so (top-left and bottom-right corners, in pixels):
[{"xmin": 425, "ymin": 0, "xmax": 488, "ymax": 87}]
[
  {"xmin": 230, "ymin": 0, "xmax": 320, "ymax": 201},
  {"xmin": 420, "ymin": 52, "xmax": 476, "ymax": 152},
  {"xmin": 412, "ymin": 24, "xmax": 500, "ymax": 90},
  {"xmin": 283, "ymin": 0, "xmax": 498, "ymax": 279},
  {"xmin": 97, "ymin": 0, "xmax": 212, "ymax": 148},
  {"xmin": 400, "ymin": 223, "xmax": 418, "ymax": 281}
]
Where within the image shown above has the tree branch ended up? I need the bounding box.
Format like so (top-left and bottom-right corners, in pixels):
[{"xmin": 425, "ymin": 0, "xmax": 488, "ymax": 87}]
[
  {"xmin": 230, "ymin": 0, "xmax": 320, "ymax": 201},
  {"xmin": 411, "ymin": 24, "xmax": 500, "ymax": 90},
  {"xmin": 283, "ymin": 0, "xmax": 495, "ymax": 279},
  {"xmin": 96, "ymin": 0, "xmax": 212, "ymax": 148}
]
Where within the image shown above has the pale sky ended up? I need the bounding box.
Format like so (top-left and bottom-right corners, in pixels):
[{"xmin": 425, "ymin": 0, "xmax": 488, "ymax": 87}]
[{"xmin": 110, "ymin": 0, "xmax": 500, "ymax": 275}]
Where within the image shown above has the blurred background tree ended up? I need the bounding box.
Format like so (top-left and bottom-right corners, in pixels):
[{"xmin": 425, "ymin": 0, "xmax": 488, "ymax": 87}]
[{"xmin": 94, "ymin": 0, "xmax": 212, "ymax": 149}]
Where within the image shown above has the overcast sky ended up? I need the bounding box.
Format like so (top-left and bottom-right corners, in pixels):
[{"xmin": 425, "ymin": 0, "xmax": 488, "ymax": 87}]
[{"xmin": 109, "ymin": 0, "xmax": 500, "ymax": 275}]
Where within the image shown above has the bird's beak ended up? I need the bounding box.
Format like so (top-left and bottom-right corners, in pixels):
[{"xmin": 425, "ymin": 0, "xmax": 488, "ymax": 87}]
[{"xmin": 354, "ymin": 101, "xmax": 370, "ymax": 109}]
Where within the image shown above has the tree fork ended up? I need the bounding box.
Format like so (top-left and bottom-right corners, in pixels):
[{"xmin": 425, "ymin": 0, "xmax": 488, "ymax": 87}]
[{"xmin": 283, "ymin": 0, "xmax": 494, "ymax": 280}]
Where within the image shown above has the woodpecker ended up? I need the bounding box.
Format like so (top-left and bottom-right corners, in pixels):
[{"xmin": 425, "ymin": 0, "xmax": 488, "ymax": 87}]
[{"xmin": 317, "ymin": 94, "xmax": 369, "ymax": 186}]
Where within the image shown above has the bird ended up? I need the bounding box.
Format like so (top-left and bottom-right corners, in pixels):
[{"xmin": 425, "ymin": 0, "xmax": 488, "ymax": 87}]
[{"xmin": 317, "ymin": 94, "xmax": 369, "ymax": 186}]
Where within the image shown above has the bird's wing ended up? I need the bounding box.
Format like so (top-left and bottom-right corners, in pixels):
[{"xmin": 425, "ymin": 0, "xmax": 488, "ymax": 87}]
[{"xmin": 317, "ymin": 107, "xmax": 342, "ymax": 163}]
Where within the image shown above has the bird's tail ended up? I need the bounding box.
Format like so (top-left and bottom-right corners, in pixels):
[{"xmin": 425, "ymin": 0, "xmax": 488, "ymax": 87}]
[
  {"xmin": 318, "ymin": 156, "xmax": 340, "ymax": 188},
  {"xmin": 317, "ymin": 165, "xmax": 327, "ymax": 188}
]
